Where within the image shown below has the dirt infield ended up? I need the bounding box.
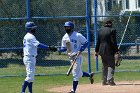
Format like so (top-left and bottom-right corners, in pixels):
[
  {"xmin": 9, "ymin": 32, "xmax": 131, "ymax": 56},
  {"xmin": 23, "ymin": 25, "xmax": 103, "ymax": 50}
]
[{"xmin": 48, "ymin": 81, "xmax": 140, "ymax": 93}]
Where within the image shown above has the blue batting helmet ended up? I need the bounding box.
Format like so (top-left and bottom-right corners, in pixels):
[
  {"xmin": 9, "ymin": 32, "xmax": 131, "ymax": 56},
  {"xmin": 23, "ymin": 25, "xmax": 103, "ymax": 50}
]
[
  {"xmin": 64, "ymin": 21, "xmax": 74, "ymax": 29},
  {"xmin": 25, "ymin": 22, "xmax": 37, "ymax": 32}
]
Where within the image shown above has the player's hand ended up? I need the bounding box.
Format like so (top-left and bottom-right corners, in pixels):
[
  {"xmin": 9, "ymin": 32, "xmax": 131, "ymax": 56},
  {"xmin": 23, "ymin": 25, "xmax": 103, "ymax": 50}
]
[
  {"xmin": 68, "ymin": 51, "xmax": 81, "ymax": 60},
  {"xmin": 68, "ymin": 52, "xmax": 76, "ymax": 58},
  {"xmin": 48, "ymin": 46, "xmax": 57, "ymax": 52}
]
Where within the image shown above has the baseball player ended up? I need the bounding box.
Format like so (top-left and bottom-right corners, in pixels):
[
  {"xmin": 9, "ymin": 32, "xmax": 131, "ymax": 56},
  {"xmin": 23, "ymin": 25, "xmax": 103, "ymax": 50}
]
[
  {"xmin": 20, "ymin": 22, "xmax": 57, "ymax": 93},
  {"xmin": 59, "ymin": 21, "xmax": 94, "ymax": 93}
]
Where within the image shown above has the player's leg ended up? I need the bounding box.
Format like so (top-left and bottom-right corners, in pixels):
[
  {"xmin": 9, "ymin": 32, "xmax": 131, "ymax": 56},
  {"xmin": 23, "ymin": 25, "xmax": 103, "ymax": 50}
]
[
  {"xmin": 79, "ymin": 55, "xmax": 94, "ymax": 84},
  {"xmin": 21, "ymin": 56, "xmax": 29, "ymax": 93},
  {"xmin": 82, "ymin": 72, "xmax": 90, "ymax": 77},
  {"xmin": 21, "ymin": 56, "xmax": 36, "ymax": 93},
  {"xmin": 21, "ymin": 80, "xmax": 28, "ymax": 93},
  {"xmin": 69, "ymin": 57, "xmax": 82, "ymax": 93},
  {"xmin": 27, "ymin": 57, "xmax": 36, "ymax": 93},
  {"xmin": 82, "ymin": 72, "xmax": 94, "ymax": 84},
  {"xmin": 70, "ymin": 64, "xmax": 79, "ymax": 92},
  {"xmin": 28, "ymin": 82, "xmax": 33, "ymax": 93},
  {"xmin": 68, "ymin": 81, "xmax": 78, "ymax": 93}
]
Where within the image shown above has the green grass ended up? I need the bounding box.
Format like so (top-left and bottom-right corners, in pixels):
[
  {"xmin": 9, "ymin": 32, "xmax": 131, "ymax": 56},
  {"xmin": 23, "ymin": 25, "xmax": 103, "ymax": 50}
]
[
  {"xmin": 0, "ymin": 72, "xmax": 140, "ymax": 93},
  {"xmin": 94, "ymin": 56, "xmax": 140, "ymax": 72},
  {"xmin": 0, "ymin": 53, "xmax": 140, "ymax": 93}
]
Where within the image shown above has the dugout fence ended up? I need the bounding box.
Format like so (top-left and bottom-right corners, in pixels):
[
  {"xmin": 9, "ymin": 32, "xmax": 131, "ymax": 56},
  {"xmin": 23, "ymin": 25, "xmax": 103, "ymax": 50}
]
[{"xmin": 0, "ymin": 0, "xmax": 140, "ymax": 77}]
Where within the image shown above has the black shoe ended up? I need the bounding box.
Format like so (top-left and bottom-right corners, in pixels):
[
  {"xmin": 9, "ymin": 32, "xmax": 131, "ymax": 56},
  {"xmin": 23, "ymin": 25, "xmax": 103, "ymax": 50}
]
[
  {"xmin": 102, "ymin": 82, "xmax": 108, "ymax": 86},
  {"xmin": 107, "ymin": 80, "xmax": 116, "ymax": 86},
  {"xmin": 67, "ymin": 91, "xmax": 75, "ymax": 93},
  {"xmin": 89, "ymin": 72, "xmax": 94, "ymax": 84}
]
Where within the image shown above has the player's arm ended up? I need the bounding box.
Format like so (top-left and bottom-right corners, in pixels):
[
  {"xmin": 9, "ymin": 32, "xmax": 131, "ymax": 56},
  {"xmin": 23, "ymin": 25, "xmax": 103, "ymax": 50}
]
[
  {"xmin": 38, "ymin": 43, "xmax": 57, "ymax": 52},
  {"xmin": 30, "ymin": 36, "xmax": 56, "ymax": 51},
  {"xmin": 38, "ymin": 43, "xmax": 49, "ymax": 49},
  {"xmin": 78, "ymin": 33, "xmax": 89, "ymax": 52},
  {"xmin": 79, "ymin": 41, "xmax": 88, "ymax": 52},
  {"xmin": 58, "ymin": 47, "xmax": 67, "ymax": 52},
  {"xmin": 58, "ymin": 38, "xmax": 68, "ymax": 52}
]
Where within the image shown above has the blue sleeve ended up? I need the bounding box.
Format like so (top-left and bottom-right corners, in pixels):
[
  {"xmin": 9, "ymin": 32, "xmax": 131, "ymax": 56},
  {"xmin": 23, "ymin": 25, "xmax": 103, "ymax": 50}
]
[
  {"xmin": 79, "ymin": 41, "xmax": 88, "ymax": 52},
  {"xmin": 37, "ymin": 43, "xmax": 49, "ymax": 49},
  {"xmin": 58, "ymin": 47, "xmax": 67, "ymax": 52}
]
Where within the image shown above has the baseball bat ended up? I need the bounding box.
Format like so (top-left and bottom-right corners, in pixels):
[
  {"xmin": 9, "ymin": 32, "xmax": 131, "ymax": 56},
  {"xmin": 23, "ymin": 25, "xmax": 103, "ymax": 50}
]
[
  {"xmin": 66, "ymin": 52, "xmax": 80, "ymax": 76},
  {"xmin": 54, "ymin": 46, "xmax": 65, "ymax": 48}
]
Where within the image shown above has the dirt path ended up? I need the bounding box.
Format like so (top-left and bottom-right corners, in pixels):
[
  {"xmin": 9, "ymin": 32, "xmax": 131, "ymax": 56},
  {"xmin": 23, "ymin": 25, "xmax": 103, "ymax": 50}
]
[{"xmin": 48, "ymin": 81, "xmax": 140, "ymax": 93}]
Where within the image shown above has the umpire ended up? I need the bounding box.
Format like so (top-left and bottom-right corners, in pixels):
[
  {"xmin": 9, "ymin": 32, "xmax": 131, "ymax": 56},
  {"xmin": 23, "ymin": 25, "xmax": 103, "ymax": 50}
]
[{"xmin": 95, "ymin": 20, "xmax": 119, "ymax": 86}]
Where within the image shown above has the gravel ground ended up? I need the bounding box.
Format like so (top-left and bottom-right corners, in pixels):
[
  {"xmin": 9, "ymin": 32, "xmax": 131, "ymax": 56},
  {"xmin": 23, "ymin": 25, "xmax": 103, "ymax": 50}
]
[{"xmin": 48, "ymin": 81, "xmax": 140, "ymax": 93}]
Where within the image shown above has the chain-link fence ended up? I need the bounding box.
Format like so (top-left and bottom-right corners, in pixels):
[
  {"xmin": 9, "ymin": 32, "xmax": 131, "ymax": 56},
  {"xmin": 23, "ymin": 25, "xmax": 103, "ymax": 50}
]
[
  {"xmin": 0, "ymin": 0, "xmax": 140, "ymax": 77},
  {"xmin": 92, "ymin": 0, "xmax": 140, "ymax": 72},
  {"xmin": 0, "ymin": 0, "xmax": 91, "ymax": 77}
]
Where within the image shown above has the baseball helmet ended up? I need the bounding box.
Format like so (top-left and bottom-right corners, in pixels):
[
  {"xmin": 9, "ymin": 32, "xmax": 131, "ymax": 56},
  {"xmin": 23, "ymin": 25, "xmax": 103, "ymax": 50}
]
[
  {"xmin": 25, "ymin": 22, "xmax": 37, "ymax": 32},
  {"xmin": 64, "ymin": 21, "xmax": 74, "ymax": 29}
]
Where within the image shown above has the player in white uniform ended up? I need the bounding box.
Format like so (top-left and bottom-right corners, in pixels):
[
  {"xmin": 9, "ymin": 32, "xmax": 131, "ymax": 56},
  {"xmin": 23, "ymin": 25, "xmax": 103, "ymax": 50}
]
[
  {"xmin": 21, "ymin": 22, "xmax": 57, "ymax": 93},
  {"xmin": 60, "ymin": 21, "xmax": 94, "ymax": 93}
]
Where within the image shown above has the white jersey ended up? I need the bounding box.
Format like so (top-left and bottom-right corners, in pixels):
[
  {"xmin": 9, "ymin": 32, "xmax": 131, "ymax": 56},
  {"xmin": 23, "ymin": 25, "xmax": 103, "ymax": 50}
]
[
  {"xmin": 23, "ymin": 33, "xmax": 40, "ymax": 56},
  {"xmin": 61, "ymin": 31, "xmax": 87, "ymax": 53},
  {"xmin": 61, "ymin": 31, "xmax": 87, "ymax": 81}
]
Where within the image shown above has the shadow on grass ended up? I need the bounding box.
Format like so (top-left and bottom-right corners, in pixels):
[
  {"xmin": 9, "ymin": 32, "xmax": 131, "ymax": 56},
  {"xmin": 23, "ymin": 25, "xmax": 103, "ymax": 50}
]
[{"xmin": 0, "ymin": 59, "xmax": 70, "ymax": 68}]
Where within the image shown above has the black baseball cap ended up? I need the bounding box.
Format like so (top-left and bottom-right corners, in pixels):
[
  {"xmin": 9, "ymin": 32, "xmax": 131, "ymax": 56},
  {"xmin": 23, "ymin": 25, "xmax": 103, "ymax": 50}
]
[{"xmin": 105, "ymin": 20, "xmax": 112, "ymax": 24}]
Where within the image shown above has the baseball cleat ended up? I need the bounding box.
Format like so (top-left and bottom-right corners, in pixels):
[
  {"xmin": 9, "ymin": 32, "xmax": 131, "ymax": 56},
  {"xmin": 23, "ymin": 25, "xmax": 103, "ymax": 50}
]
[
  {"xmin": 67, "ymin": 91, "xmax": 75, "ymax": 93},
  {"xmin": 102, "ymin": 82, "xmax": 109, "ymax": 86},
  {"xmin": 89, "ymin": 72, "xmax": 94, "ymax": 84},
  {"xmin": 107, "ymin": 80, "xmax": 116, "ymax": 86}
]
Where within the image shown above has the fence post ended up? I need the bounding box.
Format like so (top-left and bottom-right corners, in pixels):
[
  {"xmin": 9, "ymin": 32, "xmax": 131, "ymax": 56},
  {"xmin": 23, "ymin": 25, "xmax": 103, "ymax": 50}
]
[
  {"xmin": 93, "ymin": 0, "xmax": 99, "ymax": 72},
  {"xmin": 86, "ymin": 0, "xmax": 91, "ymax": 73},
  {"xmin": 26, "ymin": 0, "xmax": 30, "ymax": 21}
]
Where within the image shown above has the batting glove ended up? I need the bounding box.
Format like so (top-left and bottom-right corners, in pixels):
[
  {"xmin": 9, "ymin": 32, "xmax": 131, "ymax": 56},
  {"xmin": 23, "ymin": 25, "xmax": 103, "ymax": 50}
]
[{"xmin": 48, "ymin": 46, "xmax": 57, "ymax": 52}]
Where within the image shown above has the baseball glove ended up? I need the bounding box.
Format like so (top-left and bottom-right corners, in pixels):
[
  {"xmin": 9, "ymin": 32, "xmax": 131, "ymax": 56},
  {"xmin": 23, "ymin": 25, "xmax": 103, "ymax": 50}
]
[{"xmin": 115, "ymin": 52, "xmax": 122, "ymax": 67}]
